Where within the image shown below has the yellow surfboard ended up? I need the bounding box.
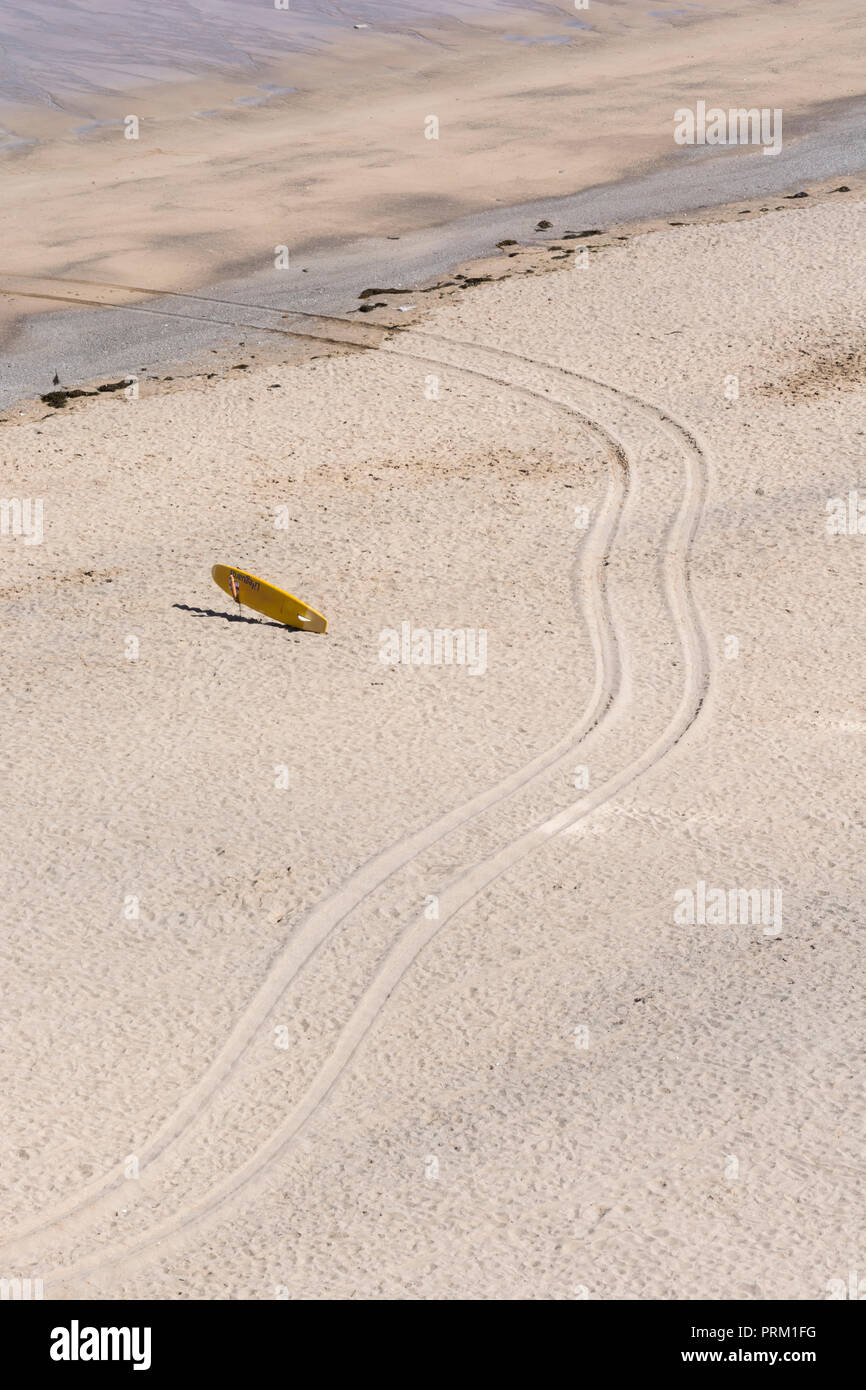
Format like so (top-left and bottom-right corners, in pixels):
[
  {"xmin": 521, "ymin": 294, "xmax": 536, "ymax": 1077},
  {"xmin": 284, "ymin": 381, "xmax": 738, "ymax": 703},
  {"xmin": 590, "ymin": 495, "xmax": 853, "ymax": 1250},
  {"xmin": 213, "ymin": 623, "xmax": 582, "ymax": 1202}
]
[{"xmin": 212, "ymin": 565, "xmax": 328, "ymax": 633}]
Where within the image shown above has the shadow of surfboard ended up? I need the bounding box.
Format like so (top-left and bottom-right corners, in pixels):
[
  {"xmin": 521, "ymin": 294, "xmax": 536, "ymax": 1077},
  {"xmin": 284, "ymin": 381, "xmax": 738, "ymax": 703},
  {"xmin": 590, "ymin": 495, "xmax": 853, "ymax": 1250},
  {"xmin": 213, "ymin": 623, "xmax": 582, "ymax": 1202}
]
[{"xmin": 173, "ymin": 603, "xmax": 303, "ymax": 631}]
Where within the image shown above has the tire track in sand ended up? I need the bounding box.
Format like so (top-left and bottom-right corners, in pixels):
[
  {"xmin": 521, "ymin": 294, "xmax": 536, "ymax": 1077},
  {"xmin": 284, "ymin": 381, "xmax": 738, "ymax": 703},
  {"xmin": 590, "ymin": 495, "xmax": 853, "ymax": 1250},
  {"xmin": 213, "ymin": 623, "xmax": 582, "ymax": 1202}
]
[
  {"xmin": 35, "ymin": 335, "xmax": 711, "ymax": 1295},
  {"xmin": 2, "ymin": 337, "xmax": 631, "ymax": 1263}
]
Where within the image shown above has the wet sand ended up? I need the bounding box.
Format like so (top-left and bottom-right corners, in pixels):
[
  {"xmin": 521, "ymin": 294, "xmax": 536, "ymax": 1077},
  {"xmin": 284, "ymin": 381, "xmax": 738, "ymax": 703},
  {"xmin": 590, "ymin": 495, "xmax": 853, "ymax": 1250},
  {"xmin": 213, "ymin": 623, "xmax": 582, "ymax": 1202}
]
[
  {"xmin": 2, "ymin": 106, "xmax": 865, "ymax": 412},
  {"xmin": 2, "ymin": 0, "xmax": 865, "ymax": 410}
]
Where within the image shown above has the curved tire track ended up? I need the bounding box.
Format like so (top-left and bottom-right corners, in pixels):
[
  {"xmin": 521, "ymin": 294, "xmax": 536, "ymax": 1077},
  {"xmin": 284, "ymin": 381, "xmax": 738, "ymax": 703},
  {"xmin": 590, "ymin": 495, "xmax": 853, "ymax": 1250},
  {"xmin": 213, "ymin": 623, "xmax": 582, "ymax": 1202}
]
[
  {"xmin": 2, "ymin": 338, "xmax": 631, "ymax": 1261},
  {"xmin": 39, "ymin": 341, "xmax": 711, "ymax": 1295},
  {"xmin": 0, "ymin": 282, "xmax": 710, "ymax": 1290}
]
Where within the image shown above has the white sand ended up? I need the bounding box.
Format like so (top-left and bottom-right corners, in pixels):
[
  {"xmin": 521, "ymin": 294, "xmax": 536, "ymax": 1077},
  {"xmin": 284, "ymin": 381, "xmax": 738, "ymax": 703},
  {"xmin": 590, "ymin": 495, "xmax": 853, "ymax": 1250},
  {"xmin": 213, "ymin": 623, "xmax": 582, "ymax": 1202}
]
[{"xmin": 1, "ymin": 195, "xmax": 864, "ymax": 1298}]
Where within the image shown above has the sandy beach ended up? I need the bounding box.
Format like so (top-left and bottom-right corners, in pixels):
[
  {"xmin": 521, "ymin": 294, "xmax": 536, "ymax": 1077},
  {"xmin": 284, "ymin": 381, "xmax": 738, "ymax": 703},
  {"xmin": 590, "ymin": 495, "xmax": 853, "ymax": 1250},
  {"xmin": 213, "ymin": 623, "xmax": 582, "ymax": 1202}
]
[{"xmin": 1, "ymin": 0, "xmax": 864, "ymax": 1307}]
